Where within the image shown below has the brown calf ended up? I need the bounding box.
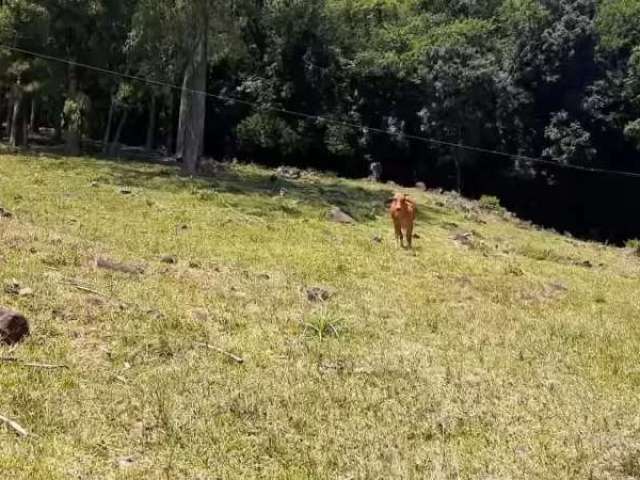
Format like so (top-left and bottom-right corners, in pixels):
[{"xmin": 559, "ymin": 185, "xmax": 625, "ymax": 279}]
[{"xmin": 389, "ymin": 192, "xmax": 417, "ymax": 248}]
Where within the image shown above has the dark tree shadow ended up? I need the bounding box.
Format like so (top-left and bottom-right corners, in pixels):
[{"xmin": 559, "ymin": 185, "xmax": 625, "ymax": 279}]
[
  {"xmin": 108, "ymin": 162, "xmax": 395, "ymax": 223},
  {"xmin": 112, "ymin": 163, "xmax": 442, "ymax": 224},
  {"xmin": 13, "ymin": 145, "xmax": 440, "ymax": 225}
]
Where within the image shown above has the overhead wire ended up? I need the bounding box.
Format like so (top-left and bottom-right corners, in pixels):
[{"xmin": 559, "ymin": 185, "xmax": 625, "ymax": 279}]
[{"xmin": 2, "ymin": 43, "xmax": 640, "ymax": 179}]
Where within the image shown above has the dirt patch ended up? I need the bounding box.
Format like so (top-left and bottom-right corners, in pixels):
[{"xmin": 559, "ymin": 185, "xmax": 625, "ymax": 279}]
[
  {"xmin": 519, "ymin": 281, "xmax": 569, "ymax": 305},
  {"xmin": 306, "ymin": 287, "xmax": 333, "ymax": 303},
  {"xmin": 159, "ymin": 255, "xmax": 177, "ymax": 264},
  {"xmin": 452, "ymin": 231, "xmax": 491, "ymax": 253},
  {"xmin": 95, "ymin": 256, "xmax": 146, "ymax": 275}
]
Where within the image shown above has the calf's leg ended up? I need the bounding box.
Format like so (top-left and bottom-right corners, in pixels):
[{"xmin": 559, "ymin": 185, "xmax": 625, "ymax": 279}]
[
  {"xmin": 405, "ymin": 222, "xmax": 414, "ymax": 248},
  {"xmin": 393, "ymin": 218, "xmax": 403, "ymax": 247}
]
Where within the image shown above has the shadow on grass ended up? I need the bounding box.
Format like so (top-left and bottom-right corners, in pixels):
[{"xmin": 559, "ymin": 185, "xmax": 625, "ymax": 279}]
[{"xmin": 32, "ymin": 153, "xmax": 438, "ymax": 224}]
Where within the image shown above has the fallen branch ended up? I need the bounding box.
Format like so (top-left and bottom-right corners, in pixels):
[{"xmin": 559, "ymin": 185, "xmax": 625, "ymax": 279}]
[
  {"xmin": 0, "ymin": 414, "xmax": 29, "ymax": 437},
  {"xmin": 197, "ymin": 342, "xmax": 245, "ymax": 364},
  {"xmin": 62, "ymin": 279, "xmax": 130, "ymax": 309},
  {"xmin": 95, "ymin": 257, "xmax": 145, "ymax": 275},
  {"xmin": 0, "ymin": 357, "xmax": 69, "ymax": 369},
  {"xmin": 67, "ymin": 282, "xmax": 107, "ymax": 297}
]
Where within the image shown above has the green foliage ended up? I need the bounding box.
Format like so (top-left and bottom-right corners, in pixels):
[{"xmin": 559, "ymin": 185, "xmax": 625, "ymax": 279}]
[
  {"xmin": 625, "ymin": 238, "xmax": 640, "ymax": 255},
  {"xmin": 325, "ymin": 123, "xmax": 356, "ymax": 157},
  {"xmin": 0, "ymin": 0, "xmax": 48, "ymax": 90},
  {"xmin": 0, "ymin": 1, "xmax": 48, "ymax": 44},
  {"xmin": 114, "ymin": 81, "xmax": 141, "ymax": 109},
  {"xmin": 62, "ymin": 93, "xmax": 91, "ymax": 134},
  {"xmin": 2, "ymin": 0, "xmax": 640, "ymax": 182},
  {"xmin": 236, "ymin": 113, "xmax": 302, "ymax": 155},
  {"xmin": 499, "ymin": 0, "xmax": 549, "ymax": 28},
  {"xmin": 627, "ymin": 47, "xmax": 640, "ymax": 109},
  {"xmin": 543, "ymin": 111, "xmax": 597, "ymax": 165},
  {"xmin": 479, "ymin": 195, "xmax": 503, "ymax": 212},
  {"xmin": 597, "ymin": 0, "xmax": 640, "ymax": 52},
  {"xmin": 624, "ymin": 118, "xmax": 640, "ymax": 149},
  {"xmin": 303, "ymin": 309, "xmax": 344, "ymax": 340}
]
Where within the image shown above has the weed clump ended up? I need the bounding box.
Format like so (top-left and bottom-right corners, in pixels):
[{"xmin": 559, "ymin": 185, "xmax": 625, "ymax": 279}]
[
  {"xmin": 626, "ymin": 239, "xmax": 640, "ymax": 256},
  {"xmin": 479, "ymin": 195, "xmax": 504, "ymax": 213}
]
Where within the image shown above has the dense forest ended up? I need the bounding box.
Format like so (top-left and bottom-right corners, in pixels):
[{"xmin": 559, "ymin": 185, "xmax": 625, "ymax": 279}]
[{"xmin": 1, "ymin": 0, "xmax": 640, "ymax": 242}]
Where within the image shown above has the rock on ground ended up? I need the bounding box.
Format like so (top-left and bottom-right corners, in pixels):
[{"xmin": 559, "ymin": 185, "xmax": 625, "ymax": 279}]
[
  {"xmin": 160, "ymin": 255, "xmax": 177, "ymax": 264},
  {"xmin": 276, "ymin": 166, "xmax": 302, "ymax": 179},
  {"xmin": 0, "ymin": 308, "xmax": 30, "ymax": 345},
  {"xmin": 328, "ymin": 207, "xmax": 355, "ymax": 224}
]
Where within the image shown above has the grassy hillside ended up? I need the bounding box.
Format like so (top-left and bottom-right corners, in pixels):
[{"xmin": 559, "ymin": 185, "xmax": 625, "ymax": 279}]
[{"xmin": 1, "ymin": 153, "xmax": 640, "ymax": 479}]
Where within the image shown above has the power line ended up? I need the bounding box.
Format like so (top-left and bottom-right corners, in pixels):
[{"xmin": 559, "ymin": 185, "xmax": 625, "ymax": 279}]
[{"xmin": 3, "ymin": 43, "xmax": 640, "ymax": 180}]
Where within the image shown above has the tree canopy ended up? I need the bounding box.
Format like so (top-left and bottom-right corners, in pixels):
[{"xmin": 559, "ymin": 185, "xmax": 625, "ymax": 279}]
[{"xmin": 1, "ymin": 0, "xmax": 640, "ymax": 190}]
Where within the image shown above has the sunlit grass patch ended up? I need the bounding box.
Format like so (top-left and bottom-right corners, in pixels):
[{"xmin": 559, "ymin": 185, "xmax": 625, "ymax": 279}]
[{"xmin": 1, "ymin": 153, "xmax": 640, "ymax": 479}]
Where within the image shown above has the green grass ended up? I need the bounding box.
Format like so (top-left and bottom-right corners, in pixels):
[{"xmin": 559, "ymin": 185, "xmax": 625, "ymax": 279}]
[{"xmin": 1, "ymin": 153, "xmax": 640, "ymax": 479}]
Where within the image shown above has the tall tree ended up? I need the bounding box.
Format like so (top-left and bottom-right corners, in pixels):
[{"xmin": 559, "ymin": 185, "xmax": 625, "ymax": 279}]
[
  {"xmin": 176, "ymin": 0, "xmax": 208, "ymax": 174},
  {"xmin": 36, "ymin": 0, "xmax": 136, "ymax": 155},
  {"xmin": 0, "ymin": 0, "xmax": 48, "ymax": 146}
]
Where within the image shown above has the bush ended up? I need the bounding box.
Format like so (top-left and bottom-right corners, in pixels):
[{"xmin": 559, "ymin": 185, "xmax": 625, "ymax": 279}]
[
  {"xmin": 303, "ymin": 311, "xmax": 345, "ymax": 341},
  {"xmin": 624, "ymin": 119, "xmax": 640, "ymax": 150},
  {"xmin": 236, "ymin": 113, "xmax": 302, "ymax": 156},
  {"xmin": 626, "ymin": 238, "xmax": 640, "ymax": 255},
  {"xmin": 479, "ymin": 195, "xmax": 503, "ymax": 212},
  {"xmin": 542, "ymin": 111, "xmax": 596, "ymax": 165}
]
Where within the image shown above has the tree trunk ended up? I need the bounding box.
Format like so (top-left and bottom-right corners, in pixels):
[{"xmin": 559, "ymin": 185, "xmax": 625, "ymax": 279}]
[
  {"xmin": 5, "ymin": 93, "xmax": 13, "ymax": 140},
  {"xmin": 454, "ymin": 126, "xmax": 463, "ymax": 193},
  {"xmin": 179, "ymin": 14, "xmax": 208, "ymax": 175},
  {"xmin": 53, "ymin": 117, "xmax": 63, "ymax": 143},
  {"xmin": 166, "ymin": 90, "xmax": 175, "ymax": 154},
  {"xmin": 65, "ymin": 64, "xmax": 81, "ymax": 156},
  {"xmin": 145, "ymin": 91, "xmax": 157, "ymax": 151},
  {"xmin": 29, "ymin": 97, "xmax": 38, "ymax": 134},
  {"xmin": 108, "ymin": 108, "xmax": 128, "ymax": 156},
  {"xmin": 0, "ymin": 94, "xmax": 5, "ymax": 139},
  {"xmin": 175, "ymin": 78, "xmax": 187, "ymax": 160},
  {"xmin": 21, "ymin": 96, "xmax": 29, "ymax": 146},
  {"xmin": 9, "ymin": 83, "xmax": 24, "ymax": 147},
  {"xmin": 102, "ymin": 93, "xmax": 116, "ymax": 154}
]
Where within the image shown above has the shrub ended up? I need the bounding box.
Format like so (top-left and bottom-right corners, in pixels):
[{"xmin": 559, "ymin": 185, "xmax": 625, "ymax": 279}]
[
  {"xmin": 626, "ymin": 238, "xmax": 640, "ymax": 255},
  {"xmin": 479, "ymin": 195, "xmax": 503, "ymax": 212},
  {"xmin": 236, "ymin": 113, "xmax": 302, "ymax": 156},
  {"xmin": 303, "ymin": 311, "xmax": 345, "ymax": 340}
]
